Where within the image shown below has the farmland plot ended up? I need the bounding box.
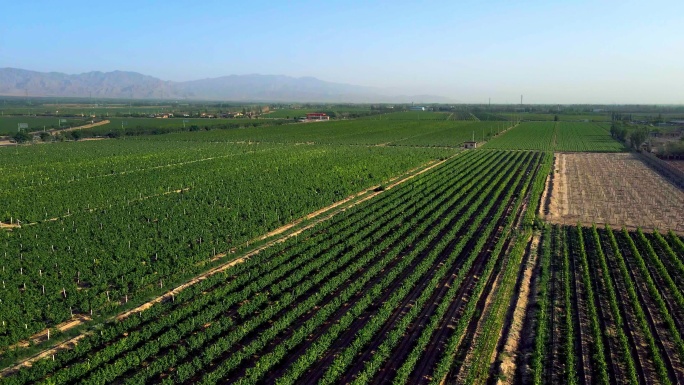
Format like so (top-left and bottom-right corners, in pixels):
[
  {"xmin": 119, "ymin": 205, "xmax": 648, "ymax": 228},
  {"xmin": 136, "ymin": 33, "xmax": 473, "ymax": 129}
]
[
  {"xmin": 543, "ymin": 152, "xmax": 684, "ymax": 232},
  {"xmin": 0, "ymin": 140, "xmax": 453, "ymax": 351},
  {"xmin": 1, "ymin": 150, "xmax": 550, "ymax": 384},
  {"xmin": 482, "ymin": 122, "xmax": 625, "ymax": 152},
  {"xmin": 525, "ymin": 224, "xmax": 684, "ymax": 384}
]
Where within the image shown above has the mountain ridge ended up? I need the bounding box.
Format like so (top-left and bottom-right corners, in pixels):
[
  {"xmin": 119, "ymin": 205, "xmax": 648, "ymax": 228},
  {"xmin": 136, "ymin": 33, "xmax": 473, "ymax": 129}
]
[{"xmin": 0, "ymin": 68, "xmax": 451, "ymax": 103}]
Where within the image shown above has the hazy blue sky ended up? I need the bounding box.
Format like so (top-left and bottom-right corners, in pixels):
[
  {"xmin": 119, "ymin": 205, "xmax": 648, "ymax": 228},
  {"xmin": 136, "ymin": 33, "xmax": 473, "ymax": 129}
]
[{"xmin": 1, "ymin": 0, "xmax": 682, "ymax": 103}]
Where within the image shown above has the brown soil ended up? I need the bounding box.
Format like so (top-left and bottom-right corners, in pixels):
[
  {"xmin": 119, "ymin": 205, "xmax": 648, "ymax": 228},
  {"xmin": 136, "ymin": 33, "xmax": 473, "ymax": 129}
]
[
  {"xmin": 1, "ymin": 315, "xmax": 92, "ymax": 352},
  {"xmin": 544, "ymin": 152, "xmax": 684, "ymax": 234},
  {"xmin": 496, "ymin": 233, "xmax": 539, "ymax": 385},
  {"xmin": 55, "ymin": 120, "xmax": 110, "ymax": 132},
  {"xmin": 0, "ymin": 315, "xmax": 91, "ymax": 376}
]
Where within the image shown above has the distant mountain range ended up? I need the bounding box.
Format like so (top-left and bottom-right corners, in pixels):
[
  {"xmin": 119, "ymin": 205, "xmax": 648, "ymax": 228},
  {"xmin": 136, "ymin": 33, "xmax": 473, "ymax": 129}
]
[{"xmin": 0, "ymin": 68, "xmax": 450, "ymax": 103}]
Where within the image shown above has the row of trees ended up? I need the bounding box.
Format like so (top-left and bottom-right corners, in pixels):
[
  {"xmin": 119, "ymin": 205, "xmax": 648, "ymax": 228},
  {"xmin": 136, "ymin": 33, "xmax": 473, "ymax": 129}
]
[
  {"xmin": 11, "ymin": 131, "xmax": 84, "ymax": 144},
  {"xmin": 609, "ymin": 122, "xmax": 649, "ymax": 149}
]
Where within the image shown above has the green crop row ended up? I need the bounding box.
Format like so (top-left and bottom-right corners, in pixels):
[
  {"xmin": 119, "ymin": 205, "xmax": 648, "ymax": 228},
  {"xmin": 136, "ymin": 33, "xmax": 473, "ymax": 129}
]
[{"xmin": 482, "ymin": 121, "xmax": 625, "ymax": 152}]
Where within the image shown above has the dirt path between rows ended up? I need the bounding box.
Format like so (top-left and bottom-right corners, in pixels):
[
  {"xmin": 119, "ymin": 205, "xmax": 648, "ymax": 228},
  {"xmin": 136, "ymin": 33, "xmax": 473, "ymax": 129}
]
[
  {"xmin": 53, "ymin": 120, "xmax": 110, "ymax": 133},
  {"xmin": 496, "ymin": 233, "xmax": 540, "ymax": 384},
  {"xmin": 0, "ymin": 188, "xmax": 191, "ymax": 230},
  {"xmin": 0, "ymin": 121, "xmax": 110, "ymax": 147},
  {"xmin": 118, "ymin": 156, "xmax": 449, "ymax": 318},
  {"xmin": 0, "ymin": 154, "xmax": 455, "ymax": 377}
]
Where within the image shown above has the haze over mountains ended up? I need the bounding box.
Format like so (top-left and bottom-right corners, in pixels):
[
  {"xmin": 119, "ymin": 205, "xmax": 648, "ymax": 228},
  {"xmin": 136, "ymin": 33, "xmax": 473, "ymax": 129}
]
[{"xmin": 0, "ymin": 68, "xmax": 450, "ymax": 103}]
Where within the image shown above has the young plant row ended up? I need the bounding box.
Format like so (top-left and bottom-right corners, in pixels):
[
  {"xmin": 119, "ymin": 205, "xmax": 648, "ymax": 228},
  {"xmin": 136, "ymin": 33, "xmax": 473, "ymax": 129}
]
[
  {"xmin": 419, "ymin": 153, "xmax": 542, "ymax": 384},
  {"xmin": 202, "ymin": 152, "xmax": 533, "ymax": 384},
  {"xmin": 604, "ymin": 226, "xmax": 671, "ymax": 384},
  {"xmin": 620, "ymin": 229, "xmax": 684, "ymax": 364},
  {"xmin": 531, "ymin": 226, "xmax": 552, "ymax": 385},
  {"xmin": 316, "ymin": 152, "xmax": 539, "ymax": 385},
  {"xmin": 534, "ymin": 225, "xmax": 683, "ymax": 385},
  {"xmin": 587, "ymin": 225, "xmax": 638, "ymax": 384},
  {"xmin": 576, "ymin": 225, "xmax": 613, "ymax": 385}
]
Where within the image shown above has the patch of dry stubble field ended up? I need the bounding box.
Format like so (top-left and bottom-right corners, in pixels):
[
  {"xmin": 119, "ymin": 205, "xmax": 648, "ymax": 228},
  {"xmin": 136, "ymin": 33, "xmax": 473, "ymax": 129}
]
[{"xmin": 543, "ymin": 152, "xmax": 684, "ymax": 233}]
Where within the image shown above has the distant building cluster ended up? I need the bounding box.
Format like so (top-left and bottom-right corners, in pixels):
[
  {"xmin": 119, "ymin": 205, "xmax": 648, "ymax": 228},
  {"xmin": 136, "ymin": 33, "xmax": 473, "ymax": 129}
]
[
  {"xmin": 149, "ymin": 113, "xmax": 174, "ymax": 118},
  {"xmin": 305, "ymin": 113, "xmax": 330, "ymax": 121}
]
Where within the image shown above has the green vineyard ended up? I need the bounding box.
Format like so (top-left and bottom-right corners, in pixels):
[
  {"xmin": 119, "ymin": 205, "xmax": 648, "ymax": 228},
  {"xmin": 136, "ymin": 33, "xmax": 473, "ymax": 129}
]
[
  {"xmin": 1, "ymin": 150, "xmax": 548, "ymax": 384},
  {"xmin": 1, "ymin": 113, "xmax": 682, "ymax": 384},
  {"xmin": 533, "ymin": 225, "xmax": 684, "ymax": 384}
]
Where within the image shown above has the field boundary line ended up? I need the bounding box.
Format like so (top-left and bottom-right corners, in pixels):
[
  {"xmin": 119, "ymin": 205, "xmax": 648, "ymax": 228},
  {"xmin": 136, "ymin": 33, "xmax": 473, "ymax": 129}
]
[
  {"xmin": 0, "ymin": 187, "xmax": 192, "ymax": 229},
  {"xmin": 117, "ymin": 153, "xmax": 454, "ymax": 318},
  {"xmin": 50, "ymin": 120, "xmax": 110, "ymax": 133}
]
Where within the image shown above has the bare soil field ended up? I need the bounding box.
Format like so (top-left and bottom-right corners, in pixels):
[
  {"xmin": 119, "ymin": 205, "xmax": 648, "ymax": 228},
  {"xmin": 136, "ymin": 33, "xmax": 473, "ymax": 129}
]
[{"xmin": 543, "ymin": 152, "xmax": 684, "ymax": 233}]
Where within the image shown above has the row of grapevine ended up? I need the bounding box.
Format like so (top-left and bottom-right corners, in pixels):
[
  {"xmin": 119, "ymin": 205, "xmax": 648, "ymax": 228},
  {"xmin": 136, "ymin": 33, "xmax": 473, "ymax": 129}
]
[
  {"xmin": 0, "ymin": 142, "xmax": 452, "ymax": 350},
  {"xmin": 527, "ymin": 224, "xmax": 684, "ymax": 384},
  {"xmin": 482, "ymin": 122, "xmax": 557, "ymax": 151},
  {"xmin": 555, "ymin": 122, "xmax": 626, "ymax": 152},
  {"xmin": 482, "ymin": 121, "xmax": 625, "ymax": 152},
  {"xmin": 2, "ymin": 149, "xmax": 545, "ymax": 384},
  {"xmin": 2, "ymin": 141, "xmax": 450, "ymax": 222},
  {"xmin": 436, "ymin": 151, "xmax": 546, "ymax": 384},
  {"xmin": 135, "ymin": 118, "xmax": 483, "ymax": 147},
  {"xmin": 0, "ymin": 148, "xmax": 475, "ymax": 378},
  {"xmin": 200, "ymin": 151, "xmax": 536, "ymax": 384},
  {"xmin": 310, "ymin": 152, "xmax": 543, "ymax": 385}
]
